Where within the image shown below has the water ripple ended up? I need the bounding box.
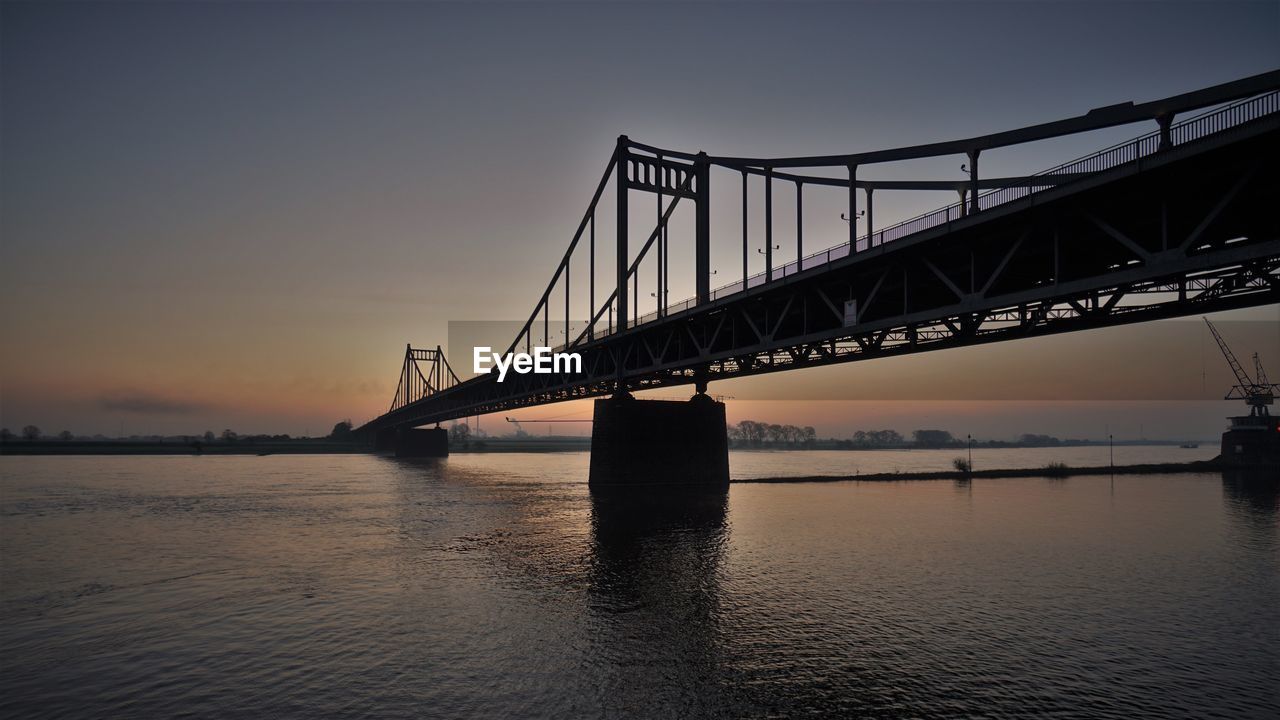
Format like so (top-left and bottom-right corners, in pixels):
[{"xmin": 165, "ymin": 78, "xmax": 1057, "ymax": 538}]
[{"xmin": 1, "ymin": 454, "xmax": 1276, "ymax": 718}]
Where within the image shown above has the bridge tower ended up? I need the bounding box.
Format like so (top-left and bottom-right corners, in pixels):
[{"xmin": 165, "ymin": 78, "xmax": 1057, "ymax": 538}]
[
  {"xmin": 371, "ymin": 345, "xmax": 458, "ymax": 458},
  {"xmin": 590, "ymin": 139, "xmax": 729, "ymax": 488}
]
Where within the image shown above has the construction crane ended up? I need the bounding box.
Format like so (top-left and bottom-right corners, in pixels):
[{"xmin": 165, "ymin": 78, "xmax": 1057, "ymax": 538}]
[
  {"xmin": 505, "ymin": 416, "xmax": 592, "ymax": 437},
  {"xmin": 1203, "ymin": 317, "xmax": 1279, "ymax": 417},
  {"xmin": 504, "ymin": 417, "xmax": 528, "ymax": 437}
]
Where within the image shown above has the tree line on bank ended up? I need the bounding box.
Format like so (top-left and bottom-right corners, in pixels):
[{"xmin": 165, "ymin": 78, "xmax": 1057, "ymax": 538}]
[
  {"xmin": 729, "ymin": 423, "xmax": 1074, "ymax": 449},
  {"xmin": 0, "ymin": 421, "xmax": 359, "ymax": 444},
  {"xmin": 729, "ymin": 421, "xmax": 818, "ymax": 446},
  {"xmin": 0, "ymin": 420, "xmax": 1105, "ymax": 449}
]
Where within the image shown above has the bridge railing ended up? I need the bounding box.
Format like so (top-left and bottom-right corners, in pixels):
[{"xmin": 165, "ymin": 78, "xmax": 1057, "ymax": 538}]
[
  {"xmin": 971, "ymin": 89, "xmax": 1279, "ymax": 215},
  {"xmin": 695, "ymin": 89, "xmax": 1280, "ymax": 306}
]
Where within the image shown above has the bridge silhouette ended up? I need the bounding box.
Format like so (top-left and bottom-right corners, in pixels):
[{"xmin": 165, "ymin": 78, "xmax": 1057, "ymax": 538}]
[{"xmin": 358, "ymin": 71, "xmax": 1280, "ymax": 482}]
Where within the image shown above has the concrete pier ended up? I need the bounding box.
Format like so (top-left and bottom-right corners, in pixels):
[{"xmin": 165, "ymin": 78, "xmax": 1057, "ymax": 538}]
[
  {"xmin": 1219, "ymin": 414, "xmax": 1280, "ymax": 466},
  {"xmin": 393, "ymin": 427, "xmax": 449, "ymax": 458},
  {"xmin": 588, "ymin": 393, "xmax": 729, "ymax": 488},
  {"xmin": 373, "ymin": 427, "xmax": 397, "ymax": 453}
]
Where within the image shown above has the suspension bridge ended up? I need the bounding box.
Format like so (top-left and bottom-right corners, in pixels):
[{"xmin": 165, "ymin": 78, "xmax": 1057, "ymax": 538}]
[{"xmin": 358, "ymin": 71, "xmax": 1280, "ymax": 483}]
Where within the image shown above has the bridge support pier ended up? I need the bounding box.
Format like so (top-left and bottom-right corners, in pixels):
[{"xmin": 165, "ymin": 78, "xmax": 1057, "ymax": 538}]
[
  {"xmin": 393, "ymin": 427, "xmax": 448, "ymax": 458},
  {"xmin": 374, "ymin": 427, "xmax": 398, "ymax": 453},
  {"xmin": 589, "ymin": 393, "xmax": 729, "ymax": 488}
]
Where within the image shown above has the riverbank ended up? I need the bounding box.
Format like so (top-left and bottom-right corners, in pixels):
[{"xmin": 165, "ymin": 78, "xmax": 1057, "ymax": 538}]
[
  {"xmin": 5, "ymin": 444, "xmax": 1268, "ymax": 481},
  {"xmin": 731, "ymin": 459, "xmax": 1278, "ymax": 483}
]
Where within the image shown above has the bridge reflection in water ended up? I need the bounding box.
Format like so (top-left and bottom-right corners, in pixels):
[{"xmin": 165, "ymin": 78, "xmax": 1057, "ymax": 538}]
[{"xmin": 587, "ymin": 486, "xmax": 733, "ymax": 714}]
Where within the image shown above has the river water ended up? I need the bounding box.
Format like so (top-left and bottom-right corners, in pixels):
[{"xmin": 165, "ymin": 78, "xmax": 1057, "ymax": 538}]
[{"xmin": 1, "ymin": 451, "xmax": 1276, "ymax": 718}]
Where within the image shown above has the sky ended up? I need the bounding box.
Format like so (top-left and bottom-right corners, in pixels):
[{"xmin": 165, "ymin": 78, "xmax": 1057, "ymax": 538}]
[{"xmin": 2, "ymin": 0, "xmax": 1278, "ymax": 440}]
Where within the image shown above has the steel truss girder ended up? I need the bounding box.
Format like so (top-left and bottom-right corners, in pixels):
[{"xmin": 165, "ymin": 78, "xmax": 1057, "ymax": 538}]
[{"xmin": 380, "ymin": 258, "xmax": 1278, "ymax": 426}]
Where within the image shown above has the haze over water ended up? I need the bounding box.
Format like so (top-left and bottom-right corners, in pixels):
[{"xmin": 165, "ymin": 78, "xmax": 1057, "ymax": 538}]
[{"xmin": 2, "ymin": 453, "xmax": 1275, "ymax": 718}]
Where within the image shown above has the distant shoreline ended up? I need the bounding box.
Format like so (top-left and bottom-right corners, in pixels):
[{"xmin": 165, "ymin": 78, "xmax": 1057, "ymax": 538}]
[
  {"xmin": 0, "ymin": 439, "xmax": 594, "ymax": 455},
  {"xmin": 0, "ymin": 441, "xmax": 365, "ymax": 456},
  {"xmin": 0, "ymin": 438, "xmax": 1211, "ymax": 456}
]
